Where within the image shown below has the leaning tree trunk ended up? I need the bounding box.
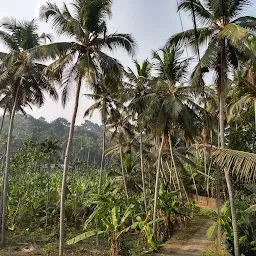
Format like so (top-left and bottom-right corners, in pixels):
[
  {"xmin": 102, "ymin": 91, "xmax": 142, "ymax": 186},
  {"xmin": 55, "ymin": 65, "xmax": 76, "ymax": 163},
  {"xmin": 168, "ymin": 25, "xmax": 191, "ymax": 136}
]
[
  {"xmin": 153, "ymin": 135, "xmax": 164, "ymax": 237},
  {"xmin": 59, "ymin": 78, "xmax": 82, "ymax": 256},
  {"xmin": 1, "ymin": 85, "xmax": 20, "ymax": 246},
  {"xmin": 98, "ymin": 122, "xmax": 106, "ymax": 194},
  {"xmin": 119, "ymin": 142, "xmax": 128, "ymax": 199},
  {"xmin": 168, "ymin": 134, "xmax": 188, "ymax": 201},
  {"xmin": 139, "ymin": 130, "xmax": 147, "ymax": 214}
]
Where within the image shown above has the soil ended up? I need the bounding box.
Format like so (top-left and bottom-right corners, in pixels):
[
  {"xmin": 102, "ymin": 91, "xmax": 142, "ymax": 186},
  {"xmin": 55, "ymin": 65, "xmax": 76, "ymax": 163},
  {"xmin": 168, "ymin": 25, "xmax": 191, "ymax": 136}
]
[
  {"xmin": 0, "ymin": 243, "xmax": 107, "ymax": 256},
  {"xmin": 154, "ymin": 216, "xmax": 215, "ymax": 256}
]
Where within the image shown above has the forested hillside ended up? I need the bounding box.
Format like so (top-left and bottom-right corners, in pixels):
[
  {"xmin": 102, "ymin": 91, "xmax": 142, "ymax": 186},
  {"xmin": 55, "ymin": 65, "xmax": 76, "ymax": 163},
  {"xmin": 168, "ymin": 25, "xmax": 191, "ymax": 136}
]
[{"xmin": 0, "ymin": 114, "xmax": 103, "ymax": 166}]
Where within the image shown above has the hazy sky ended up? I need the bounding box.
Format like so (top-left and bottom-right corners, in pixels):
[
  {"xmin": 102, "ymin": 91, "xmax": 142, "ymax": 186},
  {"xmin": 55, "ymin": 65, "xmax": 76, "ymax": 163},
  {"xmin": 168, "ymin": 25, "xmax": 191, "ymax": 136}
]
[{"xmin": 0, "ymin": 0, "xmax": 255, "ymax": 124}]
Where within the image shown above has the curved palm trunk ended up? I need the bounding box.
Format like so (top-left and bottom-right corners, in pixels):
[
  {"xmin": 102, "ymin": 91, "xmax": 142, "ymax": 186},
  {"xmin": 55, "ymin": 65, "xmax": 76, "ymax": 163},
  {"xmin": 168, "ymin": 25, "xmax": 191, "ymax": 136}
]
[
  {"xmin": 139, "ymin": 130, "xmax": 147, "ymax": 214},
  {"xmin": 1, "ymin": 85, "xmax": 20, "ymax": 246},
  {"xmin": 153, "ymin": 135, "xmax": 164, "ymax": 237},
  {"xmin": 98, "ymin": 122, "xmax": 106, "ymax": 194},
  {"xmin": 119, "ymin": 143, "xmax": 128, "ymax": 199},
  {"xmin": 59, "ymin": 78, "xmax": 82, "ymax": 256}
]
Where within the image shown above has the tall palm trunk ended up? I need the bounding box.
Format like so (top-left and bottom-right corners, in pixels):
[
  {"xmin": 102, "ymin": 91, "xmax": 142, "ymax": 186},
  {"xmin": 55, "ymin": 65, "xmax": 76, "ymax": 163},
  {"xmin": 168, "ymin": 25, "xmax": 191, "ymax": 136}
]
[
  {"xmin": 219, "ymin": 94, "xmax": 225, "ymax": 148},
  {"xmin": 119, "ymin": 143, "xmax": 128, "ymax": 199},
  {"xmin": 98, "ymin": 122, "xmax": 106, "ymax": 194},
  {"xmin": 59, "ymin": 78, "xmax": 82, "ymax": 256},
  {"xmin": 153, "ymin": 135, "xmax": 164, "ymax": 237},
  {"xmin": 1, "ymin": 85, "xmax": 20, "ymax": 246},
  {"xmin": 225, "ymin": 169, "xmax": 239, "ymax": 256},
  {"xmin": 219, "ymin": 43, "xmax": 239, "ymax": 255},
  {"xmin": 140, "ymin": 130, "xmax": 147, "ymax": 214},
  {"xmin": 217, "ymin": 93, "xmax": 225, "ymax": 251}
]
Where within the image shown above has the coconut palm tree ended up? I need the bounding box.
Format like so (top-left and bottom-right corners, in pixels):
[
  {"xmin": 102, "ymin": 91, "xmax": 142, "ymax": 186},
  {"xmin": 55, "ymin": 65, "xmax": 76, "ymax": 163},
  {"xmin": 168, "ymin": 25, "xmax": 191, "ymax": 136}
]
[
  {"xmin": 108, "ymin": 108, "xmax": 135, "ymax": 199},
  {"xmin": 229, "ymin": 36, "xmax": 256, "ymax": 132},
  {"xmin": 38, "ymin": 1, "xmax": 136, "ymax": 255},
  {"xmin": 142, "ymin": 46, "xmax": 203, "ymax": 236},
  {"xmin": 168, "ymin": 2, "xmax": 256, "ymax": 254},
  {"xmin": 84, "ymin": 75, "xmax": 122, "ymax": 194},
  {"xmin": 168, "ymin": 0, "xmax": 256, "ymax": 147},
  {"xmin": 0, "ymin": 18, "xmax": 58, "ymax": 246},
  {"xmin": 127, "ymin": 59, "xmax": 153, "ymax": 214}
]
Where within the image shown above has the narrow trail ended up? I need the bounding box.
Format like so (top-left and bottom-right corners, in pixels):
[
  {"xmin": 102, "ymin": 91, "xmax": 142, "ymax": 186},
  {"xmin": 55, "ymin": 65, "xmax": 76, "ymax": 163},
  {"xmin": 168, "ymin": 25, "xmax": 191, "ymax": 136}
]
[{"xmin": 154, "ymin": 216, "xmax": 214, "ymax": 256}]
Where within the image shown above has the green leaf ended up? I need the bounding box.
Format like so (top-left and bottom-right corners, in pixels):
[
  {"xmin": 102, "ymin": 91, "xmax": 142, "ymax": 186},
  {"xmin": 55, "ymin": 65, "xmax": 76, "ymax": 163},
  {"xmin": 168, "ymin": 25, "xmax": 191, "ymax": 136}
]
[
  {"xmin": 66, "ymin": 230, "xmax": 104, "ymax": 245},
  {"xmin": 111, "ymin": 206, "xmax": 119, "ymax": 229},
  {"xmin": 120, "ymin": 204, "xmax": 134, "ymax": 224},
  {"xmin": 206, "ymin": 221, "xmax": 217, "ymax": 239},
  {"xmin": 83, "ymin": 208, "xmax": 100, "ymax": 230},
  {"xmin": 147, "ymin": 218, "xmax": 164, "ymax": 226}
]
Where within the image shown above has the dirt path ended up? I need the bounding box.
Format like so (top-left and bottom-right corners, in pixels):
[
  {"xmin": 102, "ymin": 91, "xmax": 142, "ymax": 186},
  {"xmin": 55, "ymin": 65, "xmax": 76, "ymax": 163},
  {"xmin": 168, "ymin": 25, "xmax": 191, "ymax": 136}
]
[{"xmin": 154, "ymin": 216, "xmax": 214, "ymax": 256}]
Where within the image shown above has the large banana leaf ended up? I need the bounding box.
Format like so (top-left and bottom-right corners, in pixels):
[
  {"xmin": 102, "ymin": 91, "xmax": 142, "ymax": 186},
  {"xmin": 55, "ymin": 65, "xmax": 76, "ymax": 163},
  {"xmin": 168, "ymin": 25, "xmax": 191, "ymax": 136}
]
[{"xmin": 66, "ymin": 230, "xmax": 104, "ymax": 245}]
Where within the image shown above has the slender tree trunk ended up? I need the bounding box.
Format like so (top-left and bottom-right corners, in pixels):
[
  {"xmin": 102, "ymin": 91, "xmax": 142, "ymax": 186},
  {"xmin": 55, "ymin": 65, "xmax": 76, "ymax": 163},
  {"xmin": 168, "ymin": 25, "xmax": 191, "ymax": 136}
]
[
  {"xmin": 219, "ymin": 94, "xmax": 225, "ymax": 148},
  {"xmin": 225, "ymin": 169, "xmax": 239, "ymax": 256},
  {"xmin": 96, "ymin": 123, "xmax": 106, "ymax": 245},
  {"xmin": 168, "ymin": 134, "xmax": 188, "ymax": 201},
  {"xmin": 139, "ymin": 130, "xmax": 147, "ymax": 214},
  {"xmin": 119, "ymin": 143, "xmax": 128, "ymax": 199},
  {"xmin": 153, "ymin": 135, "xmax": 164, "ymax": 237},
  {"xmin": 190, "ymin": 166, "xmax": 198, "ymax": 198},
  {"xmin": 1, "ymin": 85, "xmax": 20, "ymax": 246},
  {"xmin": 166, "ymin": 162, "xmax": 177, "ymax": 190},
  {"xmin": 87, "ymin": 150, "xmax": 90, "ymax": 167},
  {"xmin": 0, "ymin": 105, "xmax": 7, "ymax": 135},
  {"xmin": 203, "ymin": 147, "xmax": 208, "ymax": 191},
  {"xmin": 160, "ymin": 157, "xmax": 168, "ymax": 185},
  {"xmin": 218, "ymin": 43, "xmax": 239, "ymax": 254},
  {"xmin": 216, "ymin": 43, "xmax": 226, "ymax": 251},
  {"xmin": 59, "ymin": 78, "xmax": 82, "ymax": 256},
  {"xmin": 216, "ymin": 175, "xmax": 222, "ymax": 249},
  {"xmin": 98, "ymin": 122, "xmax": 106, "ymax": 194},
  {"xmin": 0, "ymin": 144, "xmax": 6, "ymax": 232},
  {"xmin": 254, "ymin": 98, "xmax": 256, "ymax": 133},
  {"xmin": 217, "ymin": 95, "xmax": 224, "ymax": 251},
  {"xmin": 0, "ymin": 107, "xmax": 7, "ymax": 232}
]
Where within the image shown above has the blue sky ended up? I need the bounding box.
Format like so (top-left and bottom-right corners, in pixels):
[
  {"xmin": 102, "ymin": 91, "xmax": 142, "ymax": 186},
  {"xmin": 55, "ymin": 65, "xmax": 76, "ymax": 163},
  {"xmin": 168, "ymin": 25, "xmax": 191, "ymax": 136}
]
[{"xmin": 0, "ymin": 0, "xmax": 255, "ymax": 124}]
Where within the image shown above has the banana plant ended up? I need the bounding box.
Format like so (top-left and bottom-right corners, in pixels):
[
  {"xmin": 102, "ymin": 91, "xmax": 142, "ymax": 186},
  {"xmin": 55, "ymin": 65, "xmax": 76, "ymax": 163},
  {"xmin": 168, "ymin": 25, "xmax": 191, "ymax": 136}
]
[
  {"xmin": 158, "ymin": 184, "xmax": 191, "ymax": 241},
  {"xmin": 67, "ymin": 203, "xmax": 136, "ymax": 256}
]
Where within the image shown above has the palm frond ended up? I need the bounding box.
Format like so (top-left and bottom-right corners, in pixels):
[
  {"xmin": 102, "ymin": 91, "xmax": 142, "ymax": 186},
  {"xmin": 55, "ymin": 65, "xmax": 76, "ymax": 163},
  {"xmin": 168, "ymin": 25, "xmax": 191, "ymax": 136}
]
[
  {"xmin": 233, "ymin": 16, "xmax": 256, "ymax": 31},
  {"xmin": 166, "ymin": 27, "xmax": 212, "ymax": 49},
  {"xmin": 178, "ymin": 0, "xmax": 212, "ymax": 25},
  {"xmin": 212, "ymin": 147, "xmax": 256, "ymax": 183},
  {"xmin": 101, "ymin": 33, "xmax": 137, "ymax": 57}
]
